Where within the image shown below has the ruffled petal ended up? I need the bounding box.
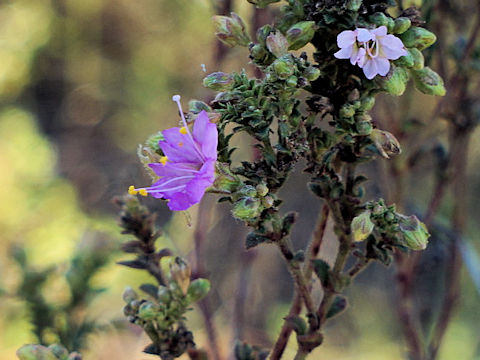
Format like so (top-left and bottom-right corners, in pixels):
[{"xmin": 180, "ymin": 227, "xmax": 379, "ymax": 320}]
[{"xmin": 337, "ymin": 30, "xmax": 357, "ymax": 47}]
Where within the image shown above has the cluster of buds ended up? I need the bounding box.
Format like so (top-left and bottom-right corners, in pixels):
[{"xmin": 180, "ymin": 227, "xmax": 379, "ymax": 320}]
[
  {"xmin": 122, "ymin": 257, "xmax": 210, "ymax": 357},
  {"xmin": 212, "ymin": 12, "xmax": 251, "ymax": 47},
  {"xmin": 231, "ymin": 184, "xmax": 274, "ymax": 223},
  {"xmin": 351, "ymin": 199, "xmax": 430, "ymax": 251},
  {"xmin": 368, "ymin": 13, "xmax": 445, "ymax": 96},
  {"xmin": 250, "ymin": 21, "xmax": 317, "ymax": 69},
  {"xmin": 337, "ymin": 88, "xmax": 376, "ymax": 135},
  {"xmin": 17, "ymin": 345, "xmax": 81, "ymax": 360}
]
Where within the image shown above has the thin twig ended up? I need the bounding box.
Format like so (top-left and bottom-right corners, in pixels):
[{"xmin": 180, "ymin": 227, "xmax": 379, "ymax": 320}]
[
  {"xmin": 193, "ymin": 197, "xmax": 223, "ymax": 360},
  {"xmin": 270, "ymin": 204, "xmax": 330, "ymax": 359}
]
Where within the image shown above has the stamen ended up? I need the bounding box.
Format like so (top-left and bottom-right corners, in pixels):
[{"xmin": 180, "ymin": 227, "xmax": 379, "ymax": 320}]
[
  {"xmin": 160, "ymin": 156, "xmax": 168, "ymax": 165},
  {"xmin": 172, "ymin": 95, "xmax": 206, "ymax": 162},
  {"xmin": 179, "ymin": 127, "xmax": 188, "ymax": 134},
  {"xmin": 139, "ymin": 189, "xmax": 148, "ymax": 196},
  {"xmin": 178, "ymin": 142, "xmax": 184, "ymax": 147},
  {"xmin": 128, "ymin": 185, "xmax": 138, "ymax": 195}
]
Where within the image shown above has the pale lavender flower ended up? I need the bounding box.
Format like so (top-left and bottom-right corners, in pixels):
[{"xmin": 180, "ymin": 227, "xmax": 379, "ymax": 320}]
[
  {"xmin": 129, "ymin": 95, "xmax": 218, "ymax": 211},
  {"xmin": 334, "ymin": 26, "xmax": 408, "ymax": 80}
]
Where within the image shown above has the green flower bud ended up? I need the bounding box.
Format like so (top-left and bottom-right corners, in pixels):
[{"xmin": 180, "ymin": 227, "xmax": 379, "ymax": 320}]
[
  {"xmin": 256, "ymin": 24, "xmax": 273, "ymax": 46},
  {"xmin": 249, "ymin": 44, "xmax": 268, "ymax": 62},
  {"xmin": 138, "ymin": 302, "xmax": 158, "ymax": 321},
  {"xmin": 232, "ymin": 197, "xmax": 262, "ymax": 221},
  {"xmin": 255, "ymin": 183, "xmax": 269, "ymax": 197},
  {"xmin": 189, "ymin": 100, "xmax": 211, "ymax": 113},
  {"xmin": 272, "ymin": 58, "xmax": 295, "ymax": 79},
  {"xmin": 411, "ymin": 67, "xmax": 446, "ymax": 96},
  {"xmin": 395, "ymin": 50, "xmax": 414, "ymax": 68},
  {"xmin": 261, "ymin": 195, "xmax": 274, "ymax": 208},
  {"xmin": 360, "ymin": 96, "xmax": 375, "ymax": 111},
  {"xmin": 157, "ymin": 286, "xmax": 171, "ymax": 303},
  {"xmin": 385, "ymin": 212, "xmax": 395, "ymax": 222},
  {"xmin": 266, "ymin": 31, "xmax": 289, "ymax": 57},
  {"xmin": 170, "ymin": 257, "xmax": 191, "ymax": 295},
  {"xmin": 187, "ymin": 278, "xmax": 211, "ymax": 302},
  {"xmin": 48, "ymin": 345, "xmax": 69, "ymax": 360},
  {"xmin": 393, "ymin": 17, "xmax": 411, "ymax": 34},
  {"xmin": 122, "ymin": 286, "xmax": 138, "ymax": 303},
  {"xmin": 369, "ymin": 12, "xmax": 389, "ymax": 27},
  {"xmin": 339, "ymin": 104, "xmax": 356, "ymax": 118},
  {"xmin": 239, "ymin": 185, "xmax": 258, "ymax": 198},
  {"xmin": 370, "ymin": 129, "xmax": 402, "ymax": 158},
  {"xmin": 409, "ymin": 48, "xmax": 424, "ymax": 70},
  {"xmin": 398, "ymin": 215, "xmax": 429, "ymax": 250},
  {"xmin": 286, "ymin": 21, "xmax": 316, "ymax": 50},
  {"xmin": 351, "ymin": 211, "xmax": 375, "ymax": 242},
  {"xmin": 303, "ymin": 66, "xmax": 321, "ymax": 81},
  {"xmin": 285, "ymin": 75, "xmax": 298, "ymax": 87},
  {"xmin": 203, "ymin": 72, "xmax": 234, "ymax": 91},
  {"xmin": 400, "ymin": 27, "xmax": 436, "ymax": 50},
  {"xmin": 212, "ymin": 13, "xmax": 251, "ymax": 47},
  {"xmin": 213, "ymin": 164, "xmax": 241, "ymax": 193},
  {"xmin": 247, "ymin": 0, "xmax": 280, "ymax": 8},
  {"xmin": 145, "ymin": 131, "xmax": 165, "ymax": 153},
  {"xmin": 379, "ymin": 65, "xmax": 409, "ymax": 96},
  {"xmin": 16, "ymin": 345, "xmax": 57, "ymax": 360},
  {"xmin": 356, "ymin": 121, "xmax": 373, "ymax": 136}
]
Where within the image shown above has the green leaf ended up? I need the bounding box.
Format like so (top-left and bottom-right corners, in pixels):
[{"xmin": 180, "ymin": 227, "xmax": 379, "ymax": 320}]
[
  {"xmin": 139, "ymin": 284, "xmax": 159, "ymax": 299},
  {"xmin": 285, "ymin": 315, "xmax": 307, "ymax": 335},
  {"xmin": 312, "ymin": 259, "xmax": 331, "ymax": 287},
  {"xmin": 245, "ymin": 232, "xmax": 270, "ymax": 249},
  {"xmin": 326, "ymin": 296, "xmax": 348, "ymax": 319}
]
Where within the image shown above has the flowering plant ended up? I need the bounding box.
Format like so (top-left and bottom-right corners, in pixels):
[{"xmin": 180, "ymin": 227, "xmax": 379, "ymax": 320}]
[
  {"xmin": 19, "ymin": 0, "xmax": 480, "ymax": 359},
  {"xmin": 129, "ymin": 96, "xmax": 218, "ymax": 211}
]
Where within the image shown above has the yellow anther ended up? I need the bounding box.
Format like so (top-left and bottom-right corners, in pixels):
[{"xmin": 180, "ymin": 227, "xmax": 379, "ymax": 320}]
[
  {"xmin": 139, "ymin": 189, "xmax": 148, "ymax": 196},
  {"xmin": 160, "ymin": 156, "xmax": 168, "ymax": 165},
  {"xmin": 179, "ymin": 127, "xmax": 188, "ymax": 135},
  {"xmin": 178, "ymin": 142, "xmax": 184, "ymax": 147},
  {"xmin": 128, "ymin": 185, "xmax": 138, "ymax": 195}
]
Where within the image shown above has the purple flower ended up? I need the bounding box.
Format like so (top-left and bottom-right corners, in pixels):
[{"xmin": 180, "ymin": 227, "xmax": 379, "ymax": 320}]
[
  {"xmin": 129, "ymin": 96, "xmax": 218, "ymax": 211},
  {"xmin": 334, "ymin": 26, "xmax": 408, "ymax": 80}
]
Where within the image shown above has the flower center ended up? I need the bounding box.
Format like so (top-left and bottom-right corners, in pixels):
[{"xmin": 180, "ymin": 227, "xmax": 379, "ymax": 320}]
[
  {"xmin": 172, "ymin": 95, "xmax": 206, "ymax": 163},
  {"xmin": 364, "ymin": 38, "xmax": 379, "ymax": 58}
]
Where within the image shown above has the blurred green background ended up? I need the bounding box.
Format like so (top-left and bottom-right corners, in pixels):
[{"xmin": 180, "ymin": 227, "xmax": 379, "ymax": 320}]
[{"xmin": 0, "ymin": 0, "xmax": 479, "ymax": 359}]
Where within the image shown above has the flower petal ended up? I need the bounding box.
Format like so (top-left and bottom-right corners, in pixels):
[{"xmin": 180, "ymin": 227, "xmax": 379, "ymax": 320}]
[
  {"xmin": 362, "ymin": 58, "xmax": 378, "ymax": 79},
  {"xmin": 371, "ymin": 26, "xmax": 387, "ymax": 38},
  {"xmin": 167, "ymin": 192, "xmax": 194, "ymax": 211},
  {"xmin": 337, "ymin": 30, "xmax": 357, "ymax": 48},
  {"xmin": 374, "ymin": 57, "xmax": 391, "ymax": 76},
  {"xmin": 160, "ymin": 127, "xmax": 203, "ymax": 164},
  {"xmin": 380, "ymin": 35, "xmax": 408, "ymax": 60},
  {"xmin": 354, "ymin": 47, "xmax": 367, "ymax": 67},
  {"xmin": 356, "ymin": 28, "xmax": 373, "ymax": 42},
  {"xmin": 334, "ymin": 45, "xmax": 354, "ymax": 59},
  {"xmin": 149, "ymin": 162, "xmax": 199, "ymax": 177},
  {"xmin": 193, "ymin": 110, "xmax": 218, "ymax": 160}
]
